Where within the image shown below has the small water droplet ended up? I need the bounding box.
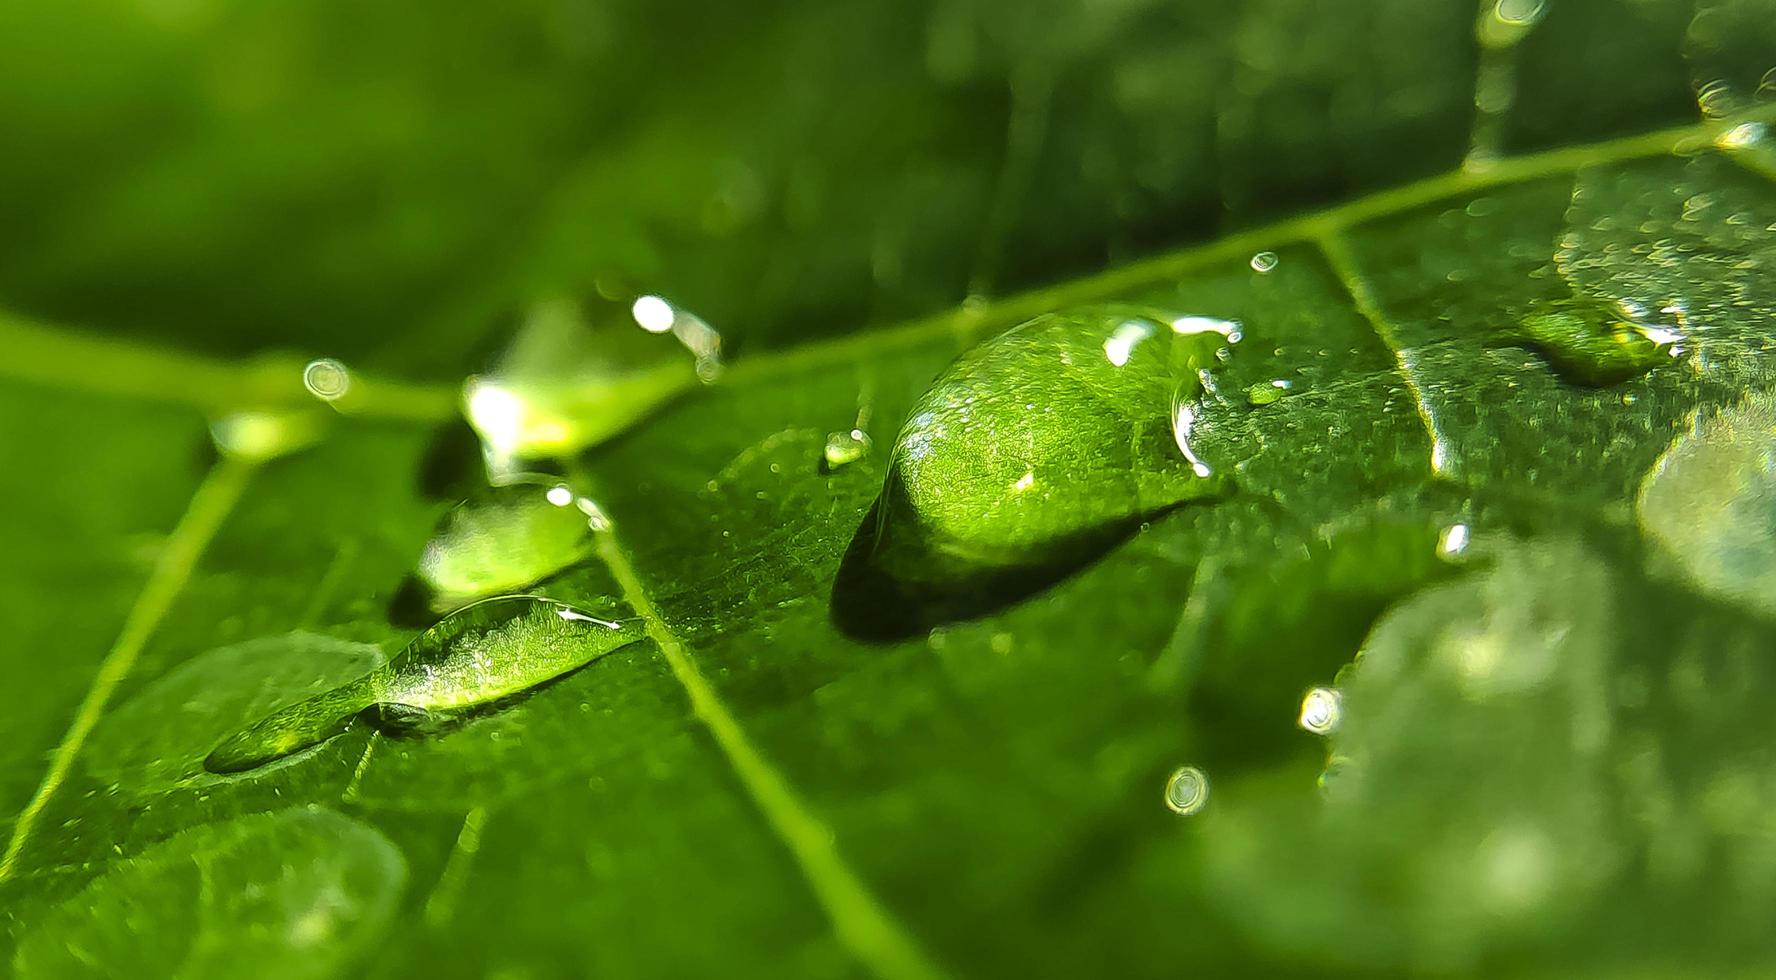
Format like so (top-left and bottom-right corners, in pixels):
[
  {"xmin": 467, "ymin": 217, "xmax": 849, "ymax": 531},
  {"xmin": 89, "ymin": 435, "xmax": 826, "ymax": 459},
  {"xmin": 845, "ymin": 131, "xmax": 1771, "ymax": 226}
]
[
  {"xmin": 823, "ymin": 428, "xmax": 873, "ymax": 470},
  {"xmin": 1244, "ymin": 379, "xmax": 1292, "ymax": 406},
  {"xmin": 1164, "ymin": 765, "xmax": 1209, "ymax": 815},
  {"xmin": 1249, "ymin": 251, "xmax": 1279, "ymax": 273},
  {"xmin": 302, "ymin": 358, "xmax": 351, "ymax": 402},
  {"xmin": 1298, "ymin": 687, "xmax": 1344, "ymax": 735},
  {"xmin": 207, "ymin": 596, "xmax": 644, "ymax": 772},
  {"xmin": 417, "ymin": 479, "xmax": 600, "ymax": 610}
]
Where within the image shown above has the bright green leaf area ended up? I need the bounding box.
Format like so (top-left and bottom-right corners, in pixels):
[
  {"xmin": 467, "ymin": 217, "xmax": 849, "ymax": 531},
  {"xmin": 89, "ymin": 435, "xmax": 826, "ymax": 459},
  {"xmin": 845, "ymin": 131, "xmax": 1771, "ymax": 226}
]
[{"xmin": 4, "ymin": 2, "xmax": 1776, "ymax": 978}]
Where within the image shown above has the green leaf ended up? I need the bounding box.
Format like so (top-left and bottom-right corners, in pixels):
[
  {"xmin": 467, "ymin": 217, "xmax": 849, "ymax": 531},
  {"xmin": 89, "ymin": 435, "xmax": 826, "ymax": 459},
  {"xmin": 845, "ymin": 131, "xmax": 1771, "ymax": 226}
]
[{"xmin": 3, "ymin": 4, "xmax": 1776, "ymax": 979}]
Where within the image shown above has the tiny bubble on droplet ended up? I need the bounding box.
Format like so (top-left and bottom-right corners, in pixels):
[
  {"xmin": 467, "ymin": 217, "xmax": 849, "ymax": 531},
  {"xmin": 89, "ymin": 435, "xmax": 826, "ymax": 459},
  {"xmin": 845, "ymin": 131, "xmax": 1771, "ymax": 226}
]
[
  {"xmin": 1298, "ymin": 686, "xmax": 1343, "ymax": 735},
  {"xmin": 1249, "ymin": 251, "xmax": 1279, "ymax": 273},
  {"xmin": 1164, "ymin": 765, "xmax": 1209, "ymax": 815},
  {"xmin": 302, "ymin": 358, "xmax": 351, "ymax": 401}
]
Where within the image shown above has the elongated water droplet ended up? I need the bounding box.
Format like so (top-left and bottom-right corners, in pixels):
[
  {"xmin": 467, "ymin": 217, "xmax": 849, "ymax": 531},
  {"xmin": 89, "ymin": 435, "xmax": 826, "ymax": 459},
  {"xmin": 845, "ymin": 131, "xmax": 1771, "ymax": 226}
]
[
  {"xmin": 1164, "ymin": 765, "xmax": 1210, "ymax": 815},
  {"xmin": 1249, "ymin": 251, "xmax": 1279, "ymax": 273},
  {"xmin": 206, "ymin": 596, "xmax": 644, "ymax": 772},
  {"xmin": 878, "ymin": 305, "xmax": 1227, "ymax": 574},
  {"xmin": 1511, "ymin": 296, "xmax": 1682, "ymax": 385},
  {"xmin": 417, "ymin": 478, "xmax": 600, "ymax": 610},
  {"xmin": 823, "ymin": 428, "xmax": 873, "ymax": 471},
  {"xmin": 1638, "ymin": 392, "xmax": 1776, "ymax": 618}
]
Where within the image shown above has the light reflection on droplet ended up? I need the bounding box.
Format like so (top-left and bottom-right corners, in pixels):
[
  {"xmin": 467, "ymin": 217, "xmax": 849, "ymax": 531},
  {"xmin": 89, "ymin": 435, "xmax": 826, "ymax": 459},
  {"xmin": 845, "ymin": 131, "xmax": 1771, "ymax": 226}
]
[
  {"xmin": 1439, "ymin": 523, "xmax": 1471, "ymax": 558},
  {"xmin": 1102, "ymin": 319, "xmax": 1155, "ymax": 367},
  {"xmin": 302, "ymin": 358, "xmax": 351, "ymax": 401},
  {"xmin": 1170, "ymin": 401, "xmax": 1214, "ymax": 478},
  {"xmin": 1164, "ymin": 765, "xmax": 1209, "ymax": 815},
  {"xmin": 1298, "ymin": 687, "xmax": 1344, "ymax": 735},
  {"xmin": 545, "ymin": 484, "xmax": 575, "ymax": 507},
  {"xmin": 1171, "ymin": 315, "xmax": 1242, "ymax": 343},
  {"xmin": 1249, "ymin": 251, "xmax": 1279, "ymax": 273},
  {"xmin": 630, "ymin": 295, "xmax": 676, "ymax": 334},
  {"xmin": 1715, "ymin": 122, "xmax": 1767, "ymax": 150}
]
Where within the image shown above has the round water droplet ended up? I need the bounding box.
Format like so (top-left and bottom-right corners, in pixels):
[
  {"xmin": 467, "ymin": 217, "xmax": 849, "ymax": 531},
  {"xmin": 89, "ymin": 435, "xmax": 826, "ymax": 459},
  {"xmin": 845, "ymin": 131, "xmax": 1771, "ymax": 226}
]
[
  {"xmin": 417, "ymin": 479, "xmax": 600, "ymax": 609},
  {"xmin": 302, "ymin": 358, "xmax": 351, "ymax": 401},
  {"xmin": 1298, "ymin": 686, "xmax": 1344, "ymax": 735},
  {"xmin": 1164, "ymin": 765, "xmax": 1210, "ymax": 815},
  {"xmin": 823, "ymin": 428, "xmax": 873, "ymax": 470},
  {"xmin": 1638, "ymin": 392, "xmax": 1776, "ymax": 617},
  {"xmin": 877, "ymin": 305, "xmax": 1228, "ymax": 578},
  {"xmin": 1249, "ymin": 251, "xmax": 1279, "ymax": 273},
  {"xmin": 207, "ymin": 596, "xmax": 644, "ymax": 772}
]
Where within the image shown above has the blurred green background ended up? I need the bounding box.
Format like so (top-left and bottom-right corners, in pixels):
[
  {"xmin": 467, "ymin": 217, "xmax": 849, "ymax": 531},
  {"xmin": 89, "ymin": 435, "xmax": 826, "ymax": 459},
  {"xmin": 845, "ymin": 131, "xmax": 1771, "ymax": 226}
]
[{"xmin": 0, "ymin": 0, "xmax": 1756, "ymax": 373}]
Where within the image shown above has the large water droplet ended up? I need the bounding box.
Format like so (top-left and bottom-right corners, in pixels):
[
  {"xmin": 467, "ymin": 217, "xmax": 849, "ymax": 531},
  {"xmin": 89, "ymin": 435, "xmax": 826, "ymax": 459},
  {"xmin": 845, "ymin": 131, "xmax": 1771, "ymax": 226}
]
[
  {"xmin": 1511, "ymin": 296, "xmax": 1682, "ymax": 385},
  {"xmin": 206, "ymin": 596, "xmax": 644, "ymax": 772},
  {"xmin": 416, "ymin": 478, "xmax": 601, "ymax": 610},
  {"xmin": 843, "ymin": 306, "xmax": 1228, "ymax": 618},
  {"xmin": 1638, "ymin": 392, "xmax": 1776, "ymax": 618}
]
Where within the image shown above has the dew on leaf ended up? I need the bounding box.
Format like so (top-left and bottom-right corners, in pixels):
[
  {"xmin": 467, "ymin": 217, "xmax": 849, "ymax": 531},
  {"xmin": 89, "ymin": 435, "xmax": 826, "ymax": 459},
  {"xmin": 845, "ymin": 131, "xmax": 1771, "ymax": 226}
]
[
  {"xmin": 822, "ymin": 428, "xmax": 873, "ymax": 471},
  {"xmin": 462, "ymin": 296, "xmax": 714, "ymax": 479},
  {"xmin": 1164, "ymin": 765, "xmax": 1209, "ymax": 815},
  {"xmin": 13, "ymin": 808, "xmax": 404, "ymax": 980},
  {"xmin": 1637, "ymin": 391, "xmax": 1776, "ymax": 618},
  {"xmin": 880, "ymin": 306, "xmax": 1226, "ymax": 570},
  {"xmin": 1244, "ymin": 379, "xmax": 1291, "ymax": 406},
  {"xmin": 417, "ymin": 477, "xmax": 601, "ymax": 610},
  {"xmin": 1510, "ymin": 296, "xmax": 1682, "ymax": 385},
  {"xmin": 834, "ymin": 305, "xmax": 1232, "ymax": 636},
  {"xmin": 1249, "ymin": 251, "xmax": 1279, "ymax": 273},
  {"xmin": 206, "ymin": 596, "xmax": 644, "ymax": 773}
]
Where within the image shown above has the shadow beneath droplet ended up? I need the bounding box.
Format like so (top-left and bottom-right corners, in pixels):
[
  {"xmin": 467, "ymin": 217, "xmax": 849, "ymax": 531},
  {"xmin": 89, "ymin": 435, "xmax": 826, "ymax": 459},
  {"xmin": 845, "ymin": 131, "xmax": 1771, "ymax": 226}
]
[
  {"xmin": 829, "ymin": 495, "xmax": 1140, "ymax": 643},
  {"xmin": 385, "ymin": 575, "xmax": 437, "ymax": 629},
  {"xmin": 417, "ymin": 419, "xmax": 484, "ymax": 498}
]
